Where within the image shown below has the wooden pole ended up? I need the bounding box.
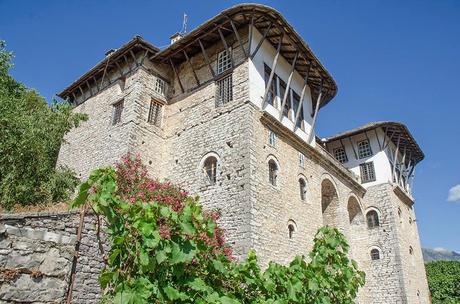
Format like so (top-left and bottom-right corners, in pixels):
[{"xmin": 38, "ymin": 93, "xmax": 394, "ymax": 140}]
[
  {"xmin": 198, "ymin": 39, "xmax": 216, "ymax": 78},
  {"xmin": 247, "ymin": 13, "xmax": 255, "ymax": 56},
  {"xmin": 374, "ymin": 128, "xmax": 382, "ymax": 150},
  {"xmin": 183, "ymin": 50, "xmax": 200, "ymax": 86},
  {"xmin": 100, "ymin": 58, "xmax": 111, "ymax": 88},
  {"xmin": 349, "ymin": 137, "xmax": 358, "ymax": 160},
  {"xmin": 218, "ymin": 27, "xmax": 233, "ymax": 68},
  {"xmin": 262, "ymin": 31, "xmax": 283, "ymax": 108},
  {"xmin": 228, "ymin": 18, "xmax": 247, "ymax": 58},
  {"xmin": 250, "ymin": 21, "xmax": 273, "ymax": 59},
  {"xmin": 392, "ymin": 134, "xmax": 401, "ymax": 183},
  {"xmin": 307, "ymin": 82, "xmax": 323, "ymax": 144},
  {"xmin": 169, "ymin": 58, "xmax": 184, "ymax": 94},
  {"xmin": 399, "ymin": 146, "xmax": 407, "ymax": 186},
  {"xmin": 279, "ymin": 52, "xmax": 299, "ymax": 120},
  {"xmin": 293, "ymin": 61, "xmax": 311, "ymax": 131}
]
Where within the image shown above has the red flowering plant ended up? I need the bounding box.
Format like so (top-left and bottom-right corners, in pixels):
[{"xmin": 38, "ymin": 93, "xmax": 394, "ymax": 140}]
[{"xmin": 73, "ymin": 154, "xmax": 365, "ymax": 303}]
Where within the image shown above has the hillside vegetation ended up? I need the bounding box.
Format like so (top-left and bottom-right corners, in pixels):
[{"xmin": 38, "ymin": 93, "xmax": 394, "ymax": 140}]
[
  {"xmin": 425, "ymin": 261, "xmax": 460, "ymax": 303},
  {"xmin": 0, "ymin": 41, "xmax": 86, "ymax": 210}
]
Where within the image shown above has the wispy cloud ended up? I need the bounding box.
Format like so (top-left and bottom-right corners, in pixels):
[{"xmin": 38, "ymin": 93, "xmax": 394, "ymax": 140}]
[{"xmin": 447, "ymin": 184, "xmax": 460, "ymax": 202}]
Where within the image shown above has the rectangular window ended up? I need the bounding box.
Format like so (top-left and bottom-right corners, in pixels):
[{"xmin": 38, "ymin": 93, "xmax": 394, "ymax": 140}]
[
  {"xmin": 358, "ymin": 139, "xmax": 373, "ymax": 159},
  {"xmin": 360, "ymin": 162, "xmax": 376, "ymax": 183},
  {"xmin": 215, "ymin": 74, "xmax": 233, "ymax": 106},
  {"xmin": 112, "ymin": 100, "xmax": 124, "ymax": 125},
  {"xmin": 268, "ymin": 130, "xmax": 276, "ymax": 147},
  {"xmin": 147, "ymin": 99, "xmax": 163, "ymax": 127},
  {"xmin": 299, "ymin": 152, "xmax": 305, "ymax": 168},
  {"xmin": 333, "ymin": 147, "xmax": 348, "ymax": 164},
  {"xmin": 217, "ymin": 48, "xmax": 232, "ymax": 74},
  {"xmin": 154, "ymin": 78, "xmax": 166, "ymax": 96},
  {"xmin": 264, "ymin": 64, "xmax": 277, "ymax": 106}
]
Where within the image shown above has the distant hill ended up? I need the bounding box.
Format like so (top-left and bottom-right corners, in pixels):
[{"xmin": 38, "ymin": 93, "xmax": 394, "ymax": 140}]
[{"xmin": 423, "ymin": 248, "xmax": 460, "ymax": 262}]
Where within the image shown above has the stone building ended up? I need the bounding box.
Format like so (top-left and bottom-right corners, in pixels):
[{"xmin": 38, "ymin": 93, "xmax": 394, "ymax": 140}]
[{"xmin": 56, "ymin": 4, "xmax": 430, "ymax": 303}]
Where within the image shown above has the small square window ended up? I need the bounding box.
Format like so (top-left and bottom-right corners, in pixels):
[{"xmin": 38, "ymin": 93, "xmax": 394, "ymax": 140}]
[
  {"xmin": 217, "ymin": 48, "xmax": 232, "ymax": 74},
  {"xmin": 299, "ymin": 152, "xmax": 305, "ymax": 168},
  {"xmin": 268, "ymin": 130, "xmax": 276, "ymax": 147},
  {"xmin": 112, "ymin": 100, "xmax": 124, "ymax": 125},
  {"xmin": 360, "ymin": 161, "xmax": 376, "ymax": 183},
  {"xmin": 333, "ymin": 147, "xmax": 348, "ymax": 163},
  {"xmin": 147, "ymin": 99, "xmax": 163, "ymax": 127},
  {"xmin": 215, "ymin": 74, "xmax": 233, "ymax": 106},
  {"xmin": 358, "ymin": 140, "xmax": 373, "ymax": 159}
]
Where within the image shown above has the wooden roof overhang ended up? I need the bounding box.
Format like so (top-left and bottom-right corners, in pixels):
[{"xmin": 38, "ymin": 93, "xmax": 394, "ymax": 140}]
[
  {"xmin": 324, "ymin": 121, "xmax": 424, "ymax": 165},
  {"xmin": 151, "ymin": 3, "xmax": 338, "ymax": 109},
  {"xmin": 58, "ymin": 36, "xmax": 159, "ymax": 100}
]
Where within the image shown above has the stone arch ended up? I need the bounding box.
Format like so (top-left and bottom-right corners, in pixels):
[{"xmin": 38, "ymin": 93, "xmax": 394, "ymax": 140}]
[
  {"xmin": 266, "ymin": 155, "xmax": 280, "ymax": 187},
  {"xmin": 365, "ymin": 206, "xmax": 381, "ymax": 229},
  {"xmin": 287, "ymin": 219, "xmax": 297, "ymax": 239},
  {"xmin": 321, "ymin": 176, "xmax": 340, "ymax": 227},
  {"xmin": 298, "ymin": 174, "xmax": 309, "ymax": 202},
  {"xmin": 198, "ymin": 151, "xmax": 221, "ymax": 185},
  {"xmin": 369, "ymin": 245, "xmax": 383, "ymax": 261},
  {"xmin": 347, "ymin": 195, "xmax": 364, "ymax": 225}
]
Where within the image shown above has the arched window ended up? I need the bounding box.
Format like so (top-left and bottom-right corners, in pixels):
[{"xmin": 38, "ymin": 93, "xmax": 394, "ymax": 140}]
[
  {"xmin": 366, "ymin": 210, "xmax": 380, "ymax": 229},
  {"xmin": 370, "ymin": 248, "xmax": 381, "ymax": 260},
  {"xmin": 268, "ymin": 160, "xmax": 278, "ymax": 186},
  {"xmin": 299, "ymin": 178, "xmax": 307, "ymax": 201},
  {"xmin": 287, "ymin": 220, "xmax": 296, "ymax": 239},
  {"xmin": 203, "ymin": 156, "xmax": 217, "ymax": 185},
  {"xmin": 409, "ymin": 246, "xmax": 414, "ymax": 255}
]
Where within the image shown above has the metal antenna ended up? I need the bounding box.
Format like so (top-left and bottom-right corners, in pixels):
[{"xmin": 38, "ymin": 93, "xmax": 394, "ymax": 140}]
[{"xmin": 182, "ymin": 13, "xmax": 188, "ymax": 34}]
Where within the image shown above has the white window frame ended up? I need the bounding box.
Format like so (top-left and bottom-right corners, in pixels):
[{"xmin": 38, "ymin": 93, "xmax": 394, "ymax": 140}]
[
  {"xmin": 358, "ymin": 139, "xmax": 373, "ymax": 159},
  {"xmin": 299, "ymin": 152, "xmax": 305, "ymax": 168},
  {"xmin": 268, "ymin": 130, "xmax": 277, "ymax": 147},
  {"xmin": 217, "ymin": 48, "xmax": 232, "ymax": 74},
  {"xmin": 154, "ymin": 77, "xmax": 167, "ymax": 96},
  {"xmin": 147, "ymin": 99, "xmax": 163, "ymax": 127},
  {"xmin": 333, "ymin": 147, "xmax": 348, "ymax": 164},
  {"xmin": 360, "ymin": 161, "xmax": 376, "ymax": 183}
]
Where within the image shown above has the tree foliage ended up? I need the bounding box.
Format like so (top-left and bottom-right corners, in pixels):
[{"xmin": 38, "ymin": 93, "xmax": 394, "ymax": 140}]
[
  {"xmin": 0, "ymin": 41, "xmax": 87, "ymax": 209},
  {"xmin": 425, "ymin": 261, "xmax": 460, "ymax": 303},
  {"xmin": 73, "ymin": 154, "xmax": 365, "ymax": 303}
]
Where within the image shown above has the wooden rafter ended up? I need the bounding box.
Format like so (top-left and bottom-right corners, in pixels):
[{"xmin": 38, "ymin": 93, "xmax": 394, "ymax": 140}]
[
  {"xmin": 262, "ymin": 31, "xmax": 284, "ymax": 107},
  {"xmin": 293, "ymin": 62, "xmax": 311, "ymax": 130},
  {"xmin": 307, "ymin": 82, "xmax": 324, "ymax": 143},
  {"xmin": 279, "ymin": 51, "xmax": 299, "ymax": 120},
  {"xmin": 169, "ymin": 58, "xmax": 184, "ymax": 94},
  {"xmin": 228, "ymin": 18, "xmax": 247, "ymax": 58},
  {"xmin": 250, "ymin": 21, "xmax": 273, "ymax": 59},
  {"xmin": 198, "ymin": 39, "xmax": 216, "ymax": 78},
  {"xmin": 183, "ymin": 50, "xmax": 200, "ymax": 86}
]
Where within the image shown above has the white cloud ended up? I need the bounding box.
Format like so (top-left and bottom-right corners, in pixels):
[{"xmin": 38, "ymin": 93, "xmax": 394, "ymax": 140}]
[
  {"xmin": 447, "ymin": 184, "xmax": 460, "ymax": 202},
  {"xmin": 433, "ymin": 247, "xmax": 448, "ymax": 252}
]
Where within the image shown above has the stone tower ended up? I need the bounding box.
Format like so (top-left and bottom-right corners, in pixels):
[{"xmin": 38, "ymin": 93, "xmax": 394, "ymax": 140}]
[{"xmin": 56, "ymin": 4, "xmax": 430, "ymax": 303}]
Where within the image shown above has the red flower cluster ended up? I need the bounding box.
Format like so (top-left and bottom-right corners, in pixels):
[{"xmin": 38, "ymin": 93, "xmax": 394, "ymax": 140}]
[{"xmin": 114, "ymin": 154, "xmax": 233, "ymax": 259}]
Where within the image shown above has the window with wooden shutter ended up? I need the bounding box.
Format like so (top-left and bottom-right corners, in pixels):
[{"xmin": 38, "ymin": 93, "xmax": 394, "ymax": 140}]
[
  {"xmin": 360, "ymin": 161, "xmax": 376, "ymax": 183},
  {"xmin": 217, "ymin": 48, "xmax": 232, "ymax": 74}
]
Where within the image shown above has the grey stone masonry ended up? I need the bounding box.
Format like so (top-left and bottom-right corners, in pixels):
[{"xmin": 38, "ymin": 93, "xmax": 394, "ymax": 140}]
[{"xmin": 0, "ymin": 211, "xmax": 108, "ymax": 304}]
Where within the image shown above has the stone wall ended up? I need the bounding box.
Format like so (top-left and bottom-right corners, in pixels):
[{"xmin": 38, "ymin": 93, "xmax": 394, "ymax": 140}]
[{"xmin": 0, "ymin": 211, "xmax": 107, "ymax": 304}]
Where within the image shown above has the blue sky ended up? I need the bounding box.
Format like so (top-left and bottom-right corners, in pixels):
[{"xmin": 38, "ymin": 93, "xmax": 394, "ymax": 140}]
[{"xmin": 1, "ymin": 0, "xmax": 459, "ymax": 251}]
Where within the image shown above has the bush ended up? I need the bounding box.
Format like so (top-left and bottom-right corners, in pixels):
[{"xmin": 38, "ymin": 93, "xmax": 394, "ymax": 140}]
[
  {"xmin": 73, "ymin": 154, "xmax": 365, "ymax": 303},
  {"xmin": 0, "ymin": 41, "xmax": 86, "ymax": 209},
  {"xmin": 426, "ymin": 260, "xmax": 460, "ymax": 303}
]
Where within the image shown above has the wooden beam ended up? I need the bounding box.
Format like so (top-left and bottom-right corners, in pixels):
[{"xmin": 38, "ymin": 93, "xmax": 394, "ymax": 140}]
[
  {"xmin": 183, "ymin": 50, "xmax": 200, "ymax": 86},
  {"xmin": 279, "ymin": 51, "xmax": 298, "ymax": 120},
  {"xmin": 169, "ymin": 58, "xmax": 184, "ymax": 94},
  {"xmin": 261, "ymin": 31, "xmax": 283, "ymax": 108},
  {"xmin": 218, "ymin": 27, "xmax": 233, "ymax": 68},
  {"xmin": 198, "ymin": 39, "xmax": 215, "ymax": 78},
  {"xmin": 100, "ymin": 59, "xmax": 111, "ymax": 88},
  {"xmin": 250, "ymin": 21, "xmax": 273, "ymax": 59},
  {"xmin": 293, "ymin": 63, "xmax": 311, "ymax": 131},
  {"xmin": 392, "ymin": 133, "xmax": 401, "ymax": 183},
  {"xmin": 92, "ymin": 76, "xmax": 100, "ymax": 91},
  {"xmin": 374, "ymin": 128, "xmax": 382, "ymax": 150},
  {"xmin": 228, "ymin": 18, "xmax": 247, "ymax": 58},
  {"xmin": 364, "ymin": 131, "xmax": 373, "ymax": 154},
  {"xmin": 129, "ymin": 50, "xmax": 138, "ymax": 66},
  {"xmin": 382, "ymin": 129, "xmax": 397, "ymax": 150},
  {"xmin": 307, "ymin": 83, "xmax": 323, "ymax": 144},
  {"xmin": 139, "ymin": 49, "xmax": 149, "ymax": 66},
  {"xmin": 247, "ymin": 13, "xmax": 255, "ymax": 56},
  {"xmin": 399, "ymin": 146, "xmax": 407, "ymax": 185},
  {"xmin": 114, "ymin": 61, "xmax": 124, "ymax": 77},
  {"xmin": 85, "ymin": 81, "xmax": 92, "ymax": 97},
  {"xmin": 348, "ymin": 137, "xmax": 358, "ymax": 160}
]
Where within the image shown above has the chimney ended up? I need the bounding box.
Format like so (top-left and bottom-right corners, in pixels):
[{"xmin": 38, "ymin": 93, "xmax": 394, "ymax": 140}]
[
  {"xmin": 170, "ymin": 32, "xmax": 183, "ymax": 45},
  {"xmin": 105, "ymin": 49, "xmax": 117, "ymax": 57}
]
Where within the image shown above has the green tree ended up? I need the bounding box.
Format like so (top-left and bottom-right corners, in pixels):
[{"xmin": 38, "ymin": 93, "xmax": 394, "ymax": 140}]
[
  {"xmin": 73, "ymin": 154, "xmax": 365, "ymax": 303},
  {"xmin": 426, "ymin": 260, "xmax": 460, "ymax": 303},
  {"xmin": 0, "ymin": 41, "xmax": 87, "ymax": 209}
]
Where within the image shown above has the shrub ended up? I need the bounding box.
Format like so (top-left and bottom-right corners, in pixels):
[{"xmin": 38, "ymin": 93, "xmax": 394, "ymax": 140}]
[
  {"xmin": 426, "ymin": 260, "xmax": 460, "ymax": 303},
  {"xmin": 73, "ymin": 154, "xmax": 365, "ymax": 303}
]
